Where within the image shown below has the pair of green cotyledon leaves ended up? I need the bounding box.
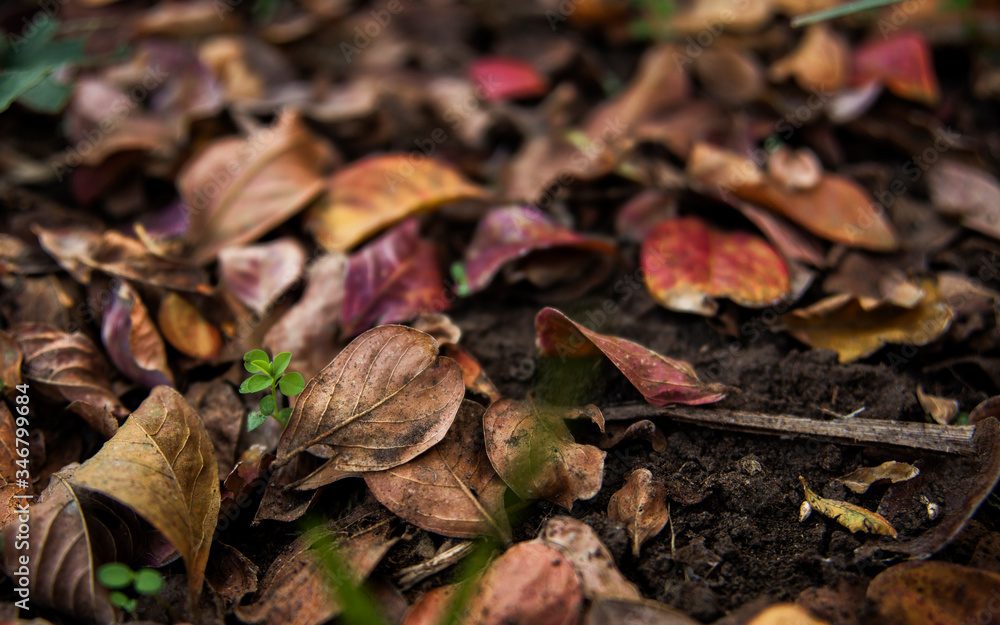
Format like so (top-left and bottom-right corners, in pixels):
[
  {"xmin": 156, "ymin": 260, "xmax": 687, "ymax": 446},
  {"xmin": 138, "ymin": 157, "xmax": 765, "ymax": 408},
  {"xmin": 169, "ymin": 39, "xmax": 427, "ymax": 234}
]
[{"xmin": 239, "ymin": 350, "xmax": 306, "ymax": 431}]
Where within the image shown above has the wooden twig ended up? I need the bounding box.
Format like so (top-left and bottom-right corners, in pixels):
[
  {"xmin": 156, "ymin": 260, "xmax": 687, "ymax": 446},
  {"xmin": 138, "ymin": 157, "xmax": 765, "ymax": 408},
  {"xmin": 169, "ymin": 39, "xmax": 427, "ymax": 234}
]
[{"xmin": 601, "ymin": 405, "xmax": 978, "ymax": 456}]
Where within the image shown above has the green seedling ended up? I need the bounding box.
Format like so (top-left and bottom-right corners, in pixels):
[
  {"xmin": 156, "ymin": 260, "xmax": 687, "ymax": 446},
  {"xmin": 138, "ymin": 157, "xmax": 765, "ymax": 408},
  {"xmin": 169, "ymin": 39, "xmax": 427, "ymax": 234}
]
[
  {"xmin": 240, "ymin": 350, "xmax": 305, "ymax": 431},
  {"xmin": 97, "ymin": 563, "xmax": 164, "ymax": 620}
]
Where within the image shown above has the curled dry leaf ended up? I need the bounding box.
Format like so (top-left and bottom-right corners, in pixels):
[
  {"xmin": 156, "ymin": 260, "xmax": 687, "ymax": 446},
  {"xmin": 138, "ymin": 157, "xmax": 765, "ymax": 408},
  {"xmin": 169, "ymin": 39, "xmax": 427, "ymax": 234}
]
[
  {"xmin": 970, "ymin": 396, "xmax": 1000, "ymax": 426},
  {"xmin": 186, "ymin": 380, "xmax": 246, "ymax": 477},
  {"xmin": 0, "ymin": 330, "xmax": 23, "ymax": 392},
  {"xmin": 692, "ymin": 47, "xmax": 764, "ymax": 106},
  {"xmin": 867, "ymin": 561, "xmax": 1000, "ymax": 625},
  {"xmin": 236, "ymin": 521, "xmax": 398, "ymax": 625},
  {"xmin": 535, "ymin": 307, "xmax": 730, "ymax": 406},
  {"xmin": 916, "ymin": 386, "xmax": 959, "ymax": 425},
  {"xmin": 799, "ymin": 476, "xmax": 897, "ymax": 538},
  {"xmin": 365, "ymin": 399, "xmax": 510, "ymax": 539},
  {"xmin": 176, "ymin": 110, "xmax": 336, "ymax": 265},
  {"xmin": 641, "ymin": 216, "xmax": 790, "ymax": 315},
  {"xmin": 101, "ymin": 280, "xmax": 174, "ymax": 388},
  {"xmin": 769, "ymin": 24, "xmax": 850, "ymax": 91},
  {"xmin": 157, "ymin": 292, "xmax": 223, "ymax": 360},
  {"xmin": 853, "ymin": 33, "xmax": 940, "ymax": 106},
  {"xmin": 218, "ymin": 237, "xmax": 307, "ymax": 315},
  {"xmin": 599, "ymin": 420, "xmax": 667, "ymax": 452},
  {"xmin": 275, "ymin": 324, "xmax": 464, "ymax": 473},
  {"xmin": 834, "ymin": 461, "xmax": 919, "ymax": 494},
  {"xmin": 307, "ymin": 154, "xmax": 487, "ymax": 252},
  {"xmin": 779, "ymin": 279, "xmax": 953, "ymax": 362},
  {"xmin": 468, "ymin": 56, "xmax": 548, "ymax": 101},
  {"xmin": 585, "ymin": 597, "xmax": 702, "ymax": 625},
  {"xmin": 608, "ymin": 469, "xmax": 669, "ymax": 556},
  {"xmin": 537, "ymin": 516, "xmax": 641, "ymax": 601},
  {"xmin": 463, "ymin": 206, "xmax": 618, "ymax": 294},
  {"xmin": 411, "ymin": 313, "xmax": 461, "ymax": 346},
  {"xmin": 927, "ymin": 160, "xmax": 1000, "ymax": 241},
  {"xmin": 440, "ymin": 343, "xmax": 502, "ymax": 404},
  {"xmin": 341, "ymin": 219, "xmax": 449, "ymax": 338},
  {"xmin": 11, "ymin": 322, "xmax": 127, "ymax": 421},
  {"xmin": 205, "ymin": 542, "xmax": 260, "ymax": 607},
  {"xmin": 69, "ymin": 386, "xmax": 220, "ymax": 598},
  {"xmin": 483, "ymin": 397, "xmax": 605, "ymax": 509}
]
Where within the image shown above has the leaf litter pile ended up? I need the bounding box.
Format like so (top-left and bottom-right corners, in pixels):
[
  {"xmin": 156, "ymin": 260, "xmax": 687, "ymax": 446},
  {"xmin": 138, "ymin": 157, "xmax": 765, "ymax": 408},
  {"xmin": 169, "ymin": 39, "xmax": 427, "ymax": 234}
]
[{"xmin": 3, "ymin": 1, "xmax": 1000, "ymax": 624}]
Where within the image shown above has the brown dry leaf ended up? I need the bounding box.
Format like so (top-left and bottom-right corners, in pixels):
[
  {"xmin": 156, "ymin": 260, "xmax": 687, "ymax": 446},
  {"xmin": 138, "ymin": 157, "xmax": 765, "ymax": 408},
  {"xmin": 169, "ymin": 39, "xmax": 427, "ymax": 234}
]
[
  {"xmin": 236, "ymin": 521, "xmax": 397, "ymax": 625},
  {"xmin": 799, "ymin": 476, "xmax": 897, "ymax": 537},
  {"xmin": 218, "ymin": 237, "xmax": 307, "ymax": 315},
  {"xmin": 666, "ymin": 0, "xmax": 771, "ymax": 32},
  {"xmin": 307, "ymin": 154, "xmax": 487, "ymax": 252},
  {"xmin": 157, "ymin": 293, "xmax": 223, "ymax": 360},
  {"xmin": 176, "ymin": 110, "xmax": 336, "ymax": 265},
  {"xmin": 364, "ymin": 400, "xmax": 510, "ymax": 539},
  {"xmin": 916, "ymin": 386, "xmax": 959, "ymax": 425},
  {"xmin": 692, "ymin": 47, "xmax": 764, "ymax": 106},
  {"xmin": 0, "ymin": 403, "xmax": 19, "ymax": 529},
  {"xmin": 585, "ymin": 597, "xmax": 702, "ymax": 625},
  {"xmin": 928, "ymin": 160, "xmax": 1000, "ymax": 241},
  {"xmin": 440, "ymin": 343, "xmax": 502, "ymax": 404},
  {"xmin": 537, "ymin": 516, "xmax": 642, "ymax": 601},
  {"xmin": 607, "ymin": 469, "xmax": 669, "ymax": 556},
  {"xmin": 867, "ymin": 561, "xmax": 1000, "ymax": 625},
  {"xmin": 11, "ymin": 322, "xmax": 127, "ymax": 422},
  {"xmin": 185, "ymin": 380, "xmax": 245, "ymax": 478},
  {"xmin": 411, "ymin": 313, "xmax": 461, "ymax": 346},
  {"xmin": 70, "ymin": 386, "xmax": 220, "ymax": 599},
  {"xmin": 598, "ymin": 420, "xmax": 667, "ymax": 452},
  {"xmin": 745, "ymin": 603, "xmax": 831, "ymax": 625},
  {"xmin": 779, "ymin": 279, "xmax": 953, "ymax": 362},
  {"xmin": 101, "ymin": 280, "xmax": 174, "ymax": 388},
  {"xmin": 769, "ymin": 25, "xmax": 850, "ymax": 91},
  {"xmin": 274, "ymin": 324, "xmax": 464, "ymax": 473},
  {"xmin": 483, "ymin": 397, "xmax": 605, "ymax": 509},
  {"xmin": 205, "ymin": 542, "xmax": 260, "ymax": 607},
  {"xmin": 0, "ymin": 331, "xmax": 23, "ymax": 393},
  {"xmin": 834, "ymin": 461, "xmax": 920, "ymax": 494}
]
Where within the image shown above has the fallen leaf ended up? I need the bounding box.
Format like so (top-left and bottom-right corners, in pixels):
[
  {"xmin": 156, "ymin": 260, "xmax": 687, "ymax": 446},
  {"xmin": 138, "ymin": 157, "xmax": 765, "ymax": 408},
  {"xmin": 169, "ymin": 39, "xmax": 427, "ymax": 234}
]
[
  {"xmin": 598, "ymin": 420, "xmax": 667, "ymax": 452},
  {"xmin": 483, "ymin": 397, "xmax": 605, "ymax": 509},
  {"xmin": 307, "ymin": 154, "xmax": 486, "ymax": 252},
  {"xmin": 11, "ymin": 322, "xmax": 127, "ymax": 421},
  {"xmin": 157, "ymin": 292, "xmax": 223, "ymax": 361},
  {"xmin": 0, "ymin": 331, "xmax": 23, "ymax": 392},
  {"xmin": 867, "ymin": 561, "xmax": 1000, "ymax": 625},
  {"xmin": 769, "ymin": 24, "xmax": 850, "ymax": 91},
  {"xmin": 916, "ymin": 386, "xmax": 959, "ymax": 425},
  {"xmin": 535, "ymin": 307, "xmax": 730, "ymax": 406},
  {"xmin": 101, "ymin": 280, "xmax": 174, "ymax": 387},
  {"xmin": 834, "ymin": 461, "xmax": 920, "ymax": 494},
  {"xmin": 440, "ymin": 343, "xmax": 502, "ymax": 404},
  {"xmin": 236, "ymin": 521, "xmax": 397, "ymax": 625},
  {"xmin": 585, "ymin": 597, "xmax": 702, "ymax": 625},
  {"xmin": 205, "ymin": 542, "xmax": 260, "ymax": 607},
  {"xmin": 537, "ymin": 516, "xmax": 641, "ymax": 601},
  {"xmin": 0, "ymin": 403, "xmax": 20, "ymax": 528},
  {"xmin": 401, "ymin": 584, "xmax": 460, "ymax": 625},
  {"xmin": 608, "ymin": 469, "xmax": 669, "ymax": 556},
  {"xmin": 264, "ymin": 253, "xmax": 347, "ymax": 382},
  {"xmin": 462, "ymin": 206, "xmax": 618, "ymax": 294},
  {"xmin": 411, "ymin": 313, "xmax": 462, "ymax": 346},
  {"xmin": 176, "ymin": 110, "xmax": 336, "ymax": 264},
  {"xmin": 970, "ymin": 396, "xmax": 1000, "ymax": 426},
  {"xmin": 767, "ymin": 146, "xmax": 823, "ymax": 192},
  {"xmin": 667, "ymin": 0, "xmax": 771, "ymax": 33},
  {"xmin": 799, "ymin": 476, "xmax": 897, "ymax": 537},
  {"xmin": 640, "ymin": 216, "xmax": 790, "ymax": 315},
  {"xmin": 615, "ymin": 190, "xmax": 679, "ymax": 243},
  {"xmin": 727, "ymin": 198, "xmax": 827, "ymax": 268},
  {"xmin": 185, "ymin": 380, "xmax": 245, "ymax": 478},
  {"xmin": 70, "ymin": 386, "xmax": 220, "ymax": 598},
  {"xmin": 365, "ymin": 399, "xmax": 510, "ymax": 539},
  {"xmin": 928, "ymin": 160, "xmax": 1000, "ymax": 241},
  {"xmin": 342, "ymin": 219, "xmax": 449, "ymax": 337},
  {"xmin": 466, "ymin": 541, "xmax": 583, "ymax": 625},
  {"xmin": 274, "ymin": 324, "xmax": 464, "ymax": 473},
  {"xmin": 218, "ymin": 237, "xmax": 308, "ymax": 315},
  {"xmin": 853, "ymin": 33, "xmax": 940, "ymax": 106},
  {"xmin": 468, "ymin": 56, "xmax": 548, "ymax": 101},
  {"xmin": 779, "ymin": 279, "xmax": 953, "ymax": 362},
  {"xmin": 692, "ymin": 47, "xmax": 764, "ymax": 106},
  {"xmin": 745, "ymin": 603, "xmax": 830, "ymax": 625}
]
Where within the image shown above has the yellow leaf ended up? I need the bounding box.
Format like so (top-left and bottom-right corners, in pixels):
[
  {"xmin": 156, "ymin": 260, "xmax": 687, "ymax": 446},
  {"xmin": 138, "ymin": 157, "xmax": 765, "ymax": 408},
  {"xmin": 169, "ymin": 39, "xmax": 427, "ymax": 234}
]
[{"xmin": 799, "ymin": 476, "xmax": 897, "ymax": 538}]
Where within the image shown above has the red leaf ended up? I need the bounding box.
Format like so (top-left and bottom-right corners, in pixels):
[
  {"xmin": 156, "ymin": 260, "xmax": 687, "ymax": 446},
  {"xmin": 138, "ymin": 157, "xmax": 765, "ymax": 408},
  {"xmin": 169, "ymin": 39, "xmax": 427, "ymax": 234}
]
[
  {"xmin": 853, "ymin": 33, "xmax": 940, "ymax": 106},
  {"xmin": 535, "ymin": 308, "xmax": 730, "ymax": 406},
  {"xmin": 468, "ymin": 56, "xmax": 548, "ymax": 102},
  {"xmin": 341, "ymin": 220, "xmax": 448, "ymax": 338},
  {"xmin": 640, "ymin": 216, "xmax": 791, "ymax": 315}
]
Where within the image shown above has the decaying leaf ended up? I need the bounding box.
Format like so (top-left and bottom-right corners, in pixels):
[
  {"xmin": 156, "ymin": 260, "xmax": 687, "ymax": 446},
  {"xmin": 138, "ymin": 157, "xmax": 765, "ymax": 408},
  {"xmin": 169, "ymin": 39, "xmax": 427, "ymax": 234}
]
[
  {"xmin": 928, "ymin": 160, "xmax": 1000, "ymax": 241},
  {"xmin": 598, "ymin": 420, "xmax": 667, "ymax": 452},
  {"xmin": 411, "ymin": 313, "xmax": 461, "ymax": 346},
  {"xmin": 867, "ymin": 561, "xmax": 1000, "ymax": 625},
  {"xmin": 853, "ymin": 33, "xmax": 940, "ymax": 106},
  {"xmin": 834, "ymin": 461, "xmax": 920, "ymax": 494},
  {"xmin": 307, "ymin": 154, "xmax": 486, "ymax": 252},
  {"xmin": 769, "ymin": 24, "xmax": 850, "ymax": 91},
  {"xmin": 70, "ymin": 386, "xmax": 221, "ymax": 598},
  {"xmin": 0, "ymin": 331, "xmax": 24, "ymax": 393},
  {"xmin": 341, "ymin": 219, "xmax": 448, "ymax": 338},
  {"xmin": 585, "ymin": 597, "xmax": 702, "ymax": 625},
  {"xmin": 0, "ymin": 403, "xmax": 20, "ymax": 529},
  {"xmin": 275, "ymin": 324, "xmax": 464, "ymax": 473},
  {"xmin": 607, "ymin": 469, "xmax": 669, "ymax": 556},
  {"xmin": 441, "ymin": 343, "xmax": 502, "ymax": 404},
  {"xmin": 157, "ymin": 292, "xmax": 222, "ymax": 361},
  {"xmin": 640, "ymin": 216, "xmax": 790, "ymax": 315},
  {"xmin": 799, "ymin": 476, "xmax": 897, "ymax": 538},
  {"xmin": 483, "ymin": 397, "xmax": 605, "ymax": 509},
  {"xmin": 462, "ymin": 206, "xmax": 617, "ymax": 294},
  {"xmin": 537, "ymin": 516, "xmax": 641, "ymax": 601},
  {"xmin": 779, "ymin": 279, "xmax": 953, "ymax": 362},
  {"xmin": 11, "ymin": 322, "xmax": 127, "ymax": 421},
  {"xmin": 535, "ymin": 307, "xmax": 730, "ymax": 406},
  {"xmin": 364, "ymin": 400, "xmax": 510, "ymax": 539},
  {"xmin": 745, "ymin": 603, "xmax": 831, "ymax": 625},
  {"xmin": 916, "ymin": 386, "xmax": 959, "ymax": 425},
  {"xmin": 218, "ymin": 237, "xmax": 307, "ymax": 315},
  {"xmin": 205, "ymin": 542, "xmax": 260, "ymax": 607},
  {"xmin": 101, "ymin": 280, "xmax": 174, "ymax": 387}
]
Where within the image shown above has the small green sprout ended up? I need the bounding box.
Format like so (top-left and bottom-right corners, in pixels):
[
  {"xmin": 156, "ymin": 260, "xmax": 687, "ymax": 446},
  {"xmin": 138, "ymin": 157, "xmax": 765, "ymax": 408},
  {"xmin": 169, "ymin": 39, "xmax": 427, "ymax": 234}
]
[
  {"xmin": 97, "ymin": 562, "xmax": 164, "ymax": 619},
  {"xmin": 240, "ymin": 350, "xmax": 305, "ymax": 431}
]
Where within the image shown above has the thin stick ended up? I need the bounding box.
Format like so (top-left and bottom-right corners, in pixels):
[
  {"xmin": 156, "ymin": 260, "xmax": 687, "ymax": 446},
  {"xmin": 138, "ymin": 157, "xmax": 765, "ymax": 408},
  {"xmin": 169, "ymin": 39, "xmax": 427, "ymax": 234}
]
[
  {"xmin": 601, "ymin": 405, "xmax": 978, "ymax": 456},
  {"xmin": 791, "ymin": 0, "xmax": 905, "ymax": 27}
]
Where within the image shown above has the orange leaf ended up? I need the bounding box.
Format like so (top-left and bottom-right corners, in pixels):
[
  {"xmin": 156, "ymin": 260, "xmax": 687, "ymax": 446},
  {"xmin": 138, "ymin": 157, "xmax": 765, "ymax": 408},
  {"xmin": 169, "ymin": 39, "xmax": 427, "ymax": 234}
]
[{"xmin": 157, "ymin": 292, "xmax": 222, "ymax": 360}]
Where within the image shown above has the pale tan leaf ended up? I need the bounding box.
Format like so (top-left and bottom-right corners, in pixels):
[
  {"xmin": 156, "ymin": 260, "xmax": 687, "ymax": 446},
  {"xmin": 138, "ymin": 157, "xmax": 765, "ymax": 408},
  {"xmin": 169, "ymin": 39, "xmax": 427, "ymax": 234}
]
[
  {"xmin": 538, "ymin": 516, "xmax": 642, "ymax": 601},
  {"xmin": 834, "ymin": 461, "xmax": 920, "ymax": 494},
  {"xmin": 916, "ymin": 386, "xmax": 959, "ymax": 425},
  {"xmin": 607, "ymin": 469, "xmax": 669, "ymax": 556}
]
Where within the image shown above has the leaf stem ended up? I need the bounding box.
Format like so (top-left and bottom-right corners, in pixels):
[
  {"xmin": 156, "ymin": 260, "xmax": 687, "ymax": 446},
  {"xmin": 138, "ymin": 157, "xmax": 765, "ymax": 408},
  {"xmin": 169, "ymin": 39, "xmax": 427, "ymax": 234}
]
[{"xmin": 791, "ymin": 0, "xmax": 905, "ymax": 26}]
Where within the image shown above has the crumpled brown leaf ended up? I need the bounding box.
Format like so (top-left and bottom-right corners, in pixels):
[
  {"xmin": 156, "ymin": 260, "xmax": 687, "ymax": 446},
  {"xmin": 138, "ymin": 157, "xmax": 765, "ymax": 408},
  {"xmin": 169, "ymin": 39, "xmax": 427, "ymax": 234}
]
[
  {"xmin": 833, "ymin": 461, "xmax": 919, "ymax": 494},
  {"xmin": 769, "ymin": 25, "xmax": 850, "ymax": 91},
  {"xmin": 916, "ymin": 386, "xmax": 959, "ymax": 425},
  {"xmin": 607, "ymin": 469, "xmax": 669, "ymax": 556},
  {"xmin": 69, "ymin": 386, "xmax": 220, "ymax": 599},
  {"xmin": 537, "ymin": 516, "xmax": 641, "ymax": 601},
  {"xmin": 101, "ymin": 280, "xmax": 173, "ymax": 388},
  {"xmin": 483, "ymin": 397, "xmax": 605, "ymax": 509}
]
